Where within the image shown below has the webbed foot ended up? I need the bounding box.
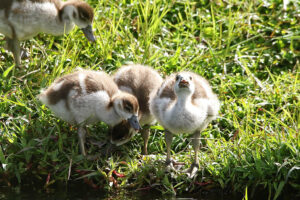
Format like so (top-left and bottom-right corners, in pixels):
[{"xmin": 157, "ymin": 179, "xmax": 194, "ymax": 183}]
[
  {"xmin": 20, "ymin": 48, "xmax": 29, "ymax": 59},
  {"xmin": 165, "ymin": 159, "xmax": 176, "ymax": 172},
  {"xmin": 184, "ymin": 163, "xmax": 199, "ymax": 178},
  {"xmin": 165, "ymin": 159, "xmax": 185, "ymax": 173}
]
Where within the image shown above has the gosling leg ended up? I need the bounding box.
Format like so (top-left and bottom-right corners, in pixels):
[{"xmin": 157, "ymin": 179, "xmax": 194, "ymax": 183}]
[
  {"xmin": 187, "ymin": 130, "xmax": 201, "ymax": 178},
  {"xmin": 20, "ymin": 47, "xmax": 29, "ymax": 59},
  {"xmin": 165, "ymin": 130, "xmax": 173, "ymax": 168},
  {"xmin": 77, "ymin": 126, "xmax": 87, "ymax": 156},
  {"xmin": 141, "ymin": 127, "xmax": 150, "ymax": 155},
  {"xmin": 5, "ymin": 37, "xmax": 21, "ymax": 67}
]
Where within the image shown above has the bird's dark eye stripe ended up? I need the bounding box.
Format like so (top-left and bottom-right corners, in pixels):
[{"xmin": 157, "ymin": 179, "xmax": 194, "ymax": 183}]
[
  {"xmin": 80, "ymin": 14, "xmax": 87, "ymax": 20},
  {"xmin": 78, "ymin": 7, "xmax": 90, "ymax": 20},
  {"xmin": 73, "ymin": 11, "xmax": 77, "ymax": 18},
  {"xmin": 125, "ymin": 106, "xmax": 131, "ymax": 111},
  {"xmin": 123, "ymin": 100, "xmax": 133, "ymax": 112}
]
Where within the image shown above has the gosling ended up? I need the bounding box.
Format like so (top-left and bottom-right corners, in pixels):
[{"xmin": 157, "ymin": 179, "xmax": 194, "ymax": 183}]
[
  {"xmin": 0, "ymin": 0, "xmax": 95, "ymax": 66},
  {"xmin": 150, "ymin": 71, "xmax": 220, "ymax": 177},
  {"xmin": 38, "ymin": 69, "xmax": 141, "ymax": 156},
  {"xmin": 111, "ymin": 64, "xmax": 163, "ymax": 155}
]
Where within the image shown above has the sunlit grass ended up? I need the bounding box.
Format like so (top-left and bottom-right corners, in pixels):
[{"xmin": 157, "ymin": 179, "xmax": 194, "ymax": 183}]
[{"xmin": 0, "ymin": 0, "xmax": 299, "ymax": 199}]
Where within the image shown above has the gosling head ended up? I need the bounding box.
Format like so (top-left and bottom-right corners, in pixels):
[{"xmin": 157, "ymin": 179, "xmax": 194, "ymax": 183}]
[
  {"xmin": 113, "ymin": 92, "xmax": 141, "ymax": 131},
  {"xmin": 110, "ymin": 120, "xmax": 136, "ymax": 146},
  {"xmin": 61, "ymin": 0, "xmax": 96, "ymax": 42},
  {"xmin": 174, "ymin": 73, "xmax": 195, "ymax": 95}
]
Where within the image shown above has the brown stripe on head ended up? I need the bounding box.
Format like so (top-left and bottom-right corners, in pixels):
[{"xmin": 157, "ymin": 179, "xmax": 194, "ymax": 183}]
[
  {"xmin": 116, "ymin": 92, "xmax": 139, "ymax": 114},
  {"xmin": 61, "ymin": 0, "xmax": 94, "ymax": 22},
  {"xmin": 77, "ymin": 2, "xmax": 94, "ymax": 23}
]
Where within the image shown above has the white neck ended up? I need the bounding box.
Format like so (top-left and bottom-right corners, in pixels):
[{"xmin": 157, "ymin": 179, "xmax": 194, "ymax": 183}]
[
  {"xmin": 96, "ymin": 105, "xmax": 123, "ymax": 126},
  {"xmin": 166, "ymin": 93, "xmax": 192, "ymax": 120},
  {"xmin": 41, "ymin": 4, "xmax": 75, "ymax": 35},
  {"xmin": 175, "ymin": 92, "xmax": 192, "ymax": 107},
  {"xmin": 61, "ymin": 5, "xmax": 76, "ymax": 23},
  {"xmin": 91, "ymin": 92, "xmax": 123, "ymax": 126}
]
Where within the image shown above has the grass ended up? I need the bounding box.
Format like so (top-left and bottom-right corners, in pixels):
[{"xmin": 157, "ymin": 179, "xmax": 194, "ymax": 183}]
[{"xmin": 0, "ymin": 0, "xmax": 299, "ymax": 199}]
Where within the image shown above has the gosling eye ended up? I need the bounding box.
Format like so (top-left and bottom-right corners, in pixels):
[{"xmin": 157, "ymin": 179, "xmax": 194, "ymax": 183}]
[
  {"xmin": 73, "ymin": 11, "xmax": 77, "ymax": 18},
  {"xmin": 124, "ymin": 105, "xmax": 132, "ymax": 112},
  {"xmin": 123, "ymin": 100, "xmax": 133, "ymax": 113},
  {"xmin": 78, "ymin": 9, "xmax": 89, "ymax": 21},
  {"xmin": 80, "ymin": 14, "xmax": 87, "ymax": 21}
]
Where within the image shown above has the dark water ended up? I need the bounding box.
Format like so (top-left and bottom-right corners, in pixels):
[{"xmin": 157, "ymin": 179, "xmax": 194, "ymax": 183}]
[
  {"xmin": 0, "ymin": 184, "xmax": 242, "ymax": 200},
  {"xmin": 0, "ymin": 184, "xmax": 299, "ymax": 200}
]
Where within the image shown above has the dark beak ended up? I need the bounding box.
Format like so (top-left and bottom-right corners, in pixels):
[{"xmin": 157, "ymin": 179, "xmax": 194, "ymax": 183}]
[
  {"xmin": 81, "ymin": 25, "xmax": 96, "ymax": 42},
  {"xmin": 127, "ymin": 115, "xmax": 141, "ymax": 131}
]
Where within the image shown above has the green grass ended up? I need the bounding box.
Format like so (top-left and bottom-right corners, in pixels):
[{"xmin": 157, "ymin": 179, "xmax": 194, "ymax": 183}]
[{"xmin": 0, "ymin": 0, "xmax": 299, "ymax": 199}]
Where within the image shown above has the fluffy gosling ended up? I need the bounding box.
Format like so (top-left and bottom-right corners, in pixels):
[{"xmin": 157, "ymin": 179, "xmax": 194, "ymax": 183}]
[
  {"xmin": 38, "ymin": 69, "xmax": 141, "ymax": 156},
  {"xmin": 150, "ymin": 71, "xmax": 220, "ymax": 177},
  {"xmin": 0, "ymin": 0, "xmax": 95, "ymax": 66},
  {"xmin": 111, "ymin": 64, "xmax": 163, "ymax": 155}
]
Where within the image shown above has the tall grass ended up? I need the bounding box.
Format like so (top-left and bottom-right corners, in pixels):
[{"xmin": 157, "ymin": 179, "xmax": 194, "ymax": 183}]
[{"xmin": 0, "ymin": 0, "xmax": 299, "ymax": 199}]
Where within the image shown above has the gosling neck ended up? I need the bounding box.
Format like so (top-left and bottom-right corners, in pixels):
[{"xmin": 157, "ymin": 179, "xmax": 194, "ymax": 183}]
[{"xmin": 175, "ymin": 90, "xmax": 193, "ymax": 108}]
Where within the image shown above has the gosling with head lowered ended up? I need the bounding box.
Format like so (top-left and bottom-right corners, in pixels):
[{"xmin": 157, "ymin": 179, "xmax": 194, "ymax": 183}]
[
  {"xmin": 0, "ymin": 0, "xmax": 95, "ymax": 66},
  {"xmin": 150, "ymin": 71, "xmax": 220, "ymax": 177},
  {"xmin": 38, "ymin": 69, "xmax": 140, "ymax": 156},
  {"xmin": 111, "ymin": 64, "xmax": 163, "ymax": 155}
]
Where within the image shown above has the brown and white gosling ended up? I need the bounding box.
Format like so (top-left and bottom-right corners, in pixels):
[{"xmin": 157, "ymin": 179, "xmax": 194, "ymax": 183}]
[
  {"xmin": 0, "ymin": 0, "xmax": 95, "ymax": 66},
  {"xmin": 111, "ymin": 64, "xmax": 163, "ymax": 155},
  {"xmin": 150, "ymin": 71, "xmax": 220, "ymax": 177},
  {"xmin": 38, "ymin": 69, "xmax": 141, "ymax": 156}
]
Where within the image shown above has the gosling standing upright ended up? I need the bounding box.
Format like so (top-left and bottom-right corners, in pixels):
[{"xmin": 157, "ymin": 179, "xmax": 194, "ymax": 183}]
[
  {"xmin": 0, "ymin": 0, "xmax": 96, "ymax": 66},
  {"xmin": 38, "ymin": 69, "xmax": 140, "ymax": 156},
  {"xmin": 150, "ymin": 71, "xmax": 220, "ymax": 177},
  {"xmin": 111, "ymin": 64, "xmax": 163, "ymax": 154}
]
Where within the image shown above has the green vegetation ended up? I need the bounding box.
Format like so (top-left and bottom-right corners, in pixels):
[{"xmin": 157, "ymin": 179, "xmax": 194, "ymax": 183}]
[{"xmin": 0, "ymin": 0, "xmax": 299, "ymax": 199}]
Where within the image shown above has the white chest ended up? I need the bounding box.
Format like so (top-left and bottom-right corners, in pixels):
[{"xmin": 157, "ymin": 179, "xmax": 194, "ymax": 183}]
[{"xmin": 163, "ymin": 99, "xmax": 209, "ymax": 134}]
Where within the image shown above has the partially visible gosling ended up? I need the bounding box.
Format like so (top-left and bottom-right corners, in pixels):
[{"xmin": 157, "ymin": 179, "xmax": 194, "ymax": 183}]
[
  {"xmin": 38, "ymin": 69, "xmax": 140, "ymax": 156},
  {"xmin": 150, "ymin": 71, "xmax": 220, "ymax": 177},
  {"xmin": 111, "ymin": 64, "xmax": 163, "ymax": 155},
  {"xmin": 0, "ymin": 0, "xmax": 95, "ymax": 66}
]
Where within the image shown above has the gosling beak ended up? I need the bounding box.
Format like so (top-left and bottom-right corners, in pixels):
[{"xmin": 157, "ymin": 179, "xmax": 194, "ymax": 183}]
[
  {"xmin": 127, "ymin": 115, "xmax": 141, "ymax": 131},
  {"xmin": 179, "ymin": 79, "xmax": 189, "ymax": 88},
  {"xmin": 81, "ymin": 25, "xmax": 96, "ymax": 42}
]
